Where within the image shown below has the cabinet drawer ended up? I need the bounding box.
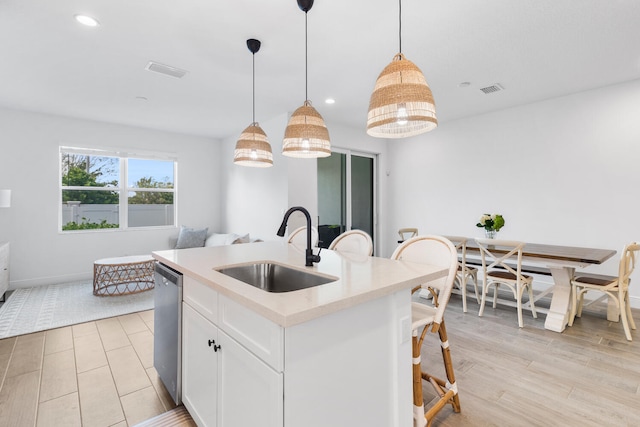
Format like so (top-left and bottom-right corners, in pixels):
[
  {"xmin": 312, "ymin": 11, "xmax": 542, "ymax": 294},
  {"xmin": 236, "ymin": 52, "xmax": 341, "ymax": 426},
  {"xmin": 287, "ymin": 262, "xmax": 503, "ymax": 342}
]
[
  {"xmin": 183, "ymin": 275, "xmax": 218, "ymax": 324},
  {"xmin": 218, "ymin": 295, "xmax": 284, "ymax": 372}
]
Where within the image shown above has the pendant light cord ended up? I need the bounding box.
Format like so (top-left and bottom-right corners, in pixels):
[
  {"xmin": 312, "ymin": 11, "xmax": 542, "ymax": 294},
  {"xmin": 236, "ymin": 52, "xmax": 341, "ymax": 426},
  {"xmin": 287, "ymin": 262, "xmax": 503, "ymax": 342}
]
[
  {"xmin": 398, "ymin": 0, "xmax": 402, "ymax": 53},
  {"xmin": 305, "ymin": 11, "xmax": 308, "ymax": 101},
  {"xmin": 252, "ymin": 51, "xmax": 256, "ymax": 123}
]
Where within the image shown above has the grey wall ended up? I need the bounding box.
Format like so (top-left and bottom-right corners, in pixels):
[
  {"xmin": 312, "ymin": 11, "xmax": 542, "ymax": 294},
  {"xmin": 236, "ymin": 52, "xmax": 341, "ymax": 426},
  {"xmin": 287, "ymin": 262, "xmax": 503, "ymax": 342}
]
[{"xmin": 0, "ymin": 108, "xmax": 221, "ymax": 287}]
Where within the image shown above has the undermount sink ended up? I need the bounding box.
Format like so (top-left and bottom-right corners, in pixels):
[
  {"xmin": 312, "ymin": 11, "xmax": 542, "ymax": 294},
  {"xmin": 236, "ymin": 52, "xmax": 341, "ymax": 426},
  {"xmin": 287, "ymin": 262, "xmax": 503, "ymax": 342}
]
[{"xmin": 216, "ymin": 262, "xmax": 337, "ymax": 293}]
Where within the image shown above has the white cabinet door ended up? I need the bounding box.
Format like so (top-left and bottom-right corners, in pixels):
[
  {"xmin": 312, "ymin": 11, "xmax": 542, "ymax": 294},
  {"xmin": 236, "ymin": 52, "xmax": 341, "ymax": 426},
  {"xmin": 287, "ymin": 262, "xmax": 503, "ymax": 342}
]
[
  {"xmin": 182, "ymin": 303, "xmax": 219, "ymax": 427},
  {"xmin": 0, "ymin": 242, "xmax": 9, "ymax": 301},
  {"xmin": 218, "ymin": 330, "xmax": 283, "ymax": 427}
]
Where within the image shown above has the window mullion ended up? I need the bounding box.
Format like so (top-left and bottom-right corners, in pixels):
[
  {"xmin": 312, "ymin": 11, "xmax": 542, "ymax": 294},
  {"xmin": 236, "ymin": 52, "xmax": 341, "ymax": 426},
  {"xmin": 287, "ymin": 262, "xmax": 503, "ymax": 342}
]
[
  {"xmin": 61, "ymin": 185, "xmax": 119, "ymax": 191},
  {"xmin": 120, "ymin": 157, "xmax": 127, "ymax": 228}
]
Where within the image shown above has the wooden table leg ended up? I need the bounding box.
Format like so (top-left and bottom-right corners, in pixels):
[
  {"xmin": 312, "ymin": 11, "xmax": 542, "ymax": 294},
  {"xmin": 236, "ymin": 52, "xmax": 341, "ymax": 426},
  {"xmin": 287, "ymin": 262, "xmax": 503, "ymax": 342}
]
[{"xmin": 544, "ymin": 266, "xmax": 575, "ymax": 332}]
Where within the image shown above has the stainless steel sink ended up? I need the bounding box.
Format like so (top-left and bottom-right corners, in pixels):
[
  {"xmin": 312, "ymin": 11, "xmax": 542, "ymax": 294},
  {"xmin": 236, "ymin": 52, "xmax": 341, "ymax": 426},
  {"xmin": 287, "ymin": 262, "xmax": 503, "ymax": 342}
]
[{"xmin": 216, "ymin": 262, "xmax": 337, "ymax": 293}]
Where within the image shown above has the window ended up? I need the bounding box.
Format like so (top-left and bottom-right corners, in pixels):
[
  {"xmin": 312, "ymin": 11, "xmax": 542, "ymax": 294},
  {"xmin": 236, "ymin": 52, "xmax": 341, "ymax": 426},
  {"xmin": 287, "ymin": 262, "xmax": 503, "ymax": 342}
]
[{"xmin": 60, "ymin": 147, "xmax": 176, "ymax": 231}]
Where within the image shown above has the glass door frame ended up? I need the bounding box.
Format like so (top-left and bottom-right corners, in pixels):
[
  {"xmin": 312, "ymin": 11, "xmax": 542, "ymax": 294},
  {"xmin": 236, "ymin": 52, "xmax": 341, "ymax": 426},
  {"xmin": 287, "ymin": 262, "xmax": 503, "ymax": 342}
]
[{"xmin": 323, "ymin": 147, "xmax": 378, "ymax": 255}]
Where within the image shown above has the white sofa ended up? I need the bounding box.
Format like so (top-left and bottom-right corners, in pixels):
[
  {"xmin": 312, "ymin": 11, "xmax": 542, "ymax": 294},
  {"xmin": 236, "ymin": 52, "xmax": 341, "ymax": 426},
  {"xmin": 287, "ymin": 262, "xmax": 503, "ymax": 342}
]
[{"xmin": 172, "ymin": 226, "xmax": 262, "ymax": 250}]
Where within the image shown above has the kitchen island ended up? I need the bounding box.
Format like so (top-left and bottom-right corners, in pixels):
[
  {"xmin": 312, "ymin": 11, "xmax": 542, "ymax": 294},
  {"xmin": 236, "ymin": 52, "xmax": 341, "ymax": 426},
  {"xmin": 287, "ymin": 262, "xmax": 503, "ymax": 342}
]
[{"xmin": 153, "ymin": 241, "xmax": 446, "ymax": 427}]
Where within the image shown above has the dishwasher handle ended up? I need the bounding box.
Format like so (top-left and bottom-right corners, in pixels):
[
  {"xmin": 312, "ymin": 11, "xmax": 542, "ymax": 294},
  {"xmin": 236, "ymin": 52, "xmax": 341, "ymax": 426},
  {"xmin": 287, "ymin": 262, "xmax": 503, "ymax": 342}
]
[{"xmin": 155, "ymin": 262, "xmax": 182, "ymax": 285}]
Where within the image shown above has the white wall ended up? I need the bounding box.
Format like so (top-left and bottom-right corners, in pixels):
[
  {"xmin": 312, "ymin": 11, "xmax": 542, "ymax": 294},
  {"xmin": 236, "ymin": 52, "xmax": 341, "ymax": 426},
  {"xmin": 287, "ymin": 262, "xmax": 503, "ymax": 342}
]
[
  {"xmin": 0, "ymin": 108, "xmax": 221, "ymax": 287},
  {"xmin": 219, "ymin": 113, "xmax": 290, "ymax": 242},
  {"xmin": 8, "ymin": 78, "xmax": 634, "ymax": 305},
  {"xmin": 387, "ymin": 79, "xmax": 640, "ymax": 305},
  {"xmin": 286, "ymin": 143, "xmax": 319, "ymax": 235}
]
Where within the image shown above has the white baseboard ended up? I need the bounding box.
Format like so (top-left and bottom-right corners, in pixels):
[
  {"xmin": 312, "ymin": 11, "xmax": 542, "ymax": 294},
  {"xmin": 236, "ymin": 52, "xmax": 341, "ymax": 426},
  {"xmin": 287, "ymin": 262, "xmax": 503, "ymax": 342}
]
[{"xmin": 9, "ymin": 272, "xmax": 93, "ymax": 290}]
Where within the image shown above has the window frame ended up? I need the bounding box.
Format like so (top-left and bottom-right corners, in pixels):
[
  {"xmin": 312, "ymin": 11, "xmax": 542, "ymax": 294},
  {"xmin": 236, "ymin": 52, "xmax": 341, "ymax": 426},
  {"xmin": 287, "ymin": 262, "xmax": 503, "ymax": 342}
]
[{"xmin": 59, "ymin": 146, "xmax": 178, "ymax": 232}]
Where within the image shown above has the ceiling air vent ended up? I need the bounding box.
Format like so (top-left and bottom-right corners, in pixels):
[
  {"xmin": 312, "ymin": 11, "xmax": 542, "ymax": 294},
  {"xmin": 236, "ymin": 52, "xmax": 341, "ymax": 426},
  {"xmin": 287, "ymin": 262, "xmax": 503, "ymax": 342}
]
[
  {"xmin": 145, "ymin": 61, "xmax": 188, "ymax": 79},
  {"xmin": 479, "ymin": 83, "xmax": 504, "ymax": 94}
]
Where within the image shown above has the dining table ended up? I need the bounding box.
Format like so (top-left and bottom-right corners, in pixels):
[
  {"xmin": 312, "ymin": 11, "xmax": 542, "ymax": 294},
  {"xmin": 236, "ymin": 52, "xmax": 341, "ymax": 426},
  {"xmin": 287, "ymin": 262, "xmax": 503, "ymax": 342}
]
[{"xmin": 463, "ymin": 240, "xmax": 617, "ymax": 333}]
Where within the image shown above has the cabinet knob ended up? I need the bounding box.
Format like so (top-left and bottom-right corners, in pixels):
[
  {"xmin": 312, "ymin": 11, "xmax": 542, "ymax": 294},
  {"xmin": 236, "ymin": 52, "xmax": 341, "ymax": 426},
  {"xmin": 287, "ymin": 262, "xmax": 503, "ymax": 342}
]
[{"xmin": 208, "ymin": 339, "xmax": 221, "ymax": 352}]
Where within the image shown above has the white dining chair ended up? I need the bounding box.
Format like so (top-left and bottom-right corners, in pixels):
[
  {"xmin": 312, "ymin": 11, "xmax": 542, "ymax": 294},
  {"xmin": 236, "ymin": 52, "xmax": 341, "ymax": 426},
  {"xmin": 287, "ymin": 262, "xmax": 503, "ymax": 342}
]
[
  {"xmin": 446, "ymin": 236, "xmax": 480, "ymax": 313},
  {"xmin": 398, "ymin": 227, "xmax": 418, "ymax": 243},
  {"xmin": 569, "ymin": 241, "xmax": 639, "ymax": 341},
  {"xmin": 391, "ymin": 235, "xmax": 461, "ymax": 427},
  {"xmin": 475, "ymin": 238, "xmax": 538, "ymax": 328},
  {"xmin": 328, "ymin": 229, "xmax": 373, "ymax": 256}
]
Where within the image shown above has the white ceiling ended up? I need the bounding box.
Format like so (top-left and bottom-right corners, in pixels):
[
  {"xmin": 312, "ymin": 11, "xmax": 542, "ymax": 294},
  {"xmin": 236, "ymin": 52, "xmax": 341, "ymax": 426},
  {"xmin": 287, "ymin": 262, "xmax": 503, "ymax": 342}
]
[{"xmin": 1, "ymin": 0, "xmax": 640, "ymax": 140}]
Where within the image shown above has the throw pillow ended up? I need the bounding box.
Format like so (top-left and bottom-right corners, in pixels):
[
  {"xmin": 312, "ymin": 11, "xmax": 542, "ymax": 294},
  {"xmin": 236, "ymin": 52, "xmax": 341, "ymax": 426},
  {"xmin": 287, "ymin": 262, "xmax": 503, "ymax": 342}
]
[
  {"xmin": 204, "ymin": 232, "xmax": 252, "ymax": 247},
  {"xmin": 205, "ymin": 233, "xmax": 234, "ymax": 247},
  {"xmin": 175, "ymin": 226, "xmax": 208, "ymax": 249},
  {"xmin": 232, "ymin": 233, "xmax": 251, "ymax": 244}
]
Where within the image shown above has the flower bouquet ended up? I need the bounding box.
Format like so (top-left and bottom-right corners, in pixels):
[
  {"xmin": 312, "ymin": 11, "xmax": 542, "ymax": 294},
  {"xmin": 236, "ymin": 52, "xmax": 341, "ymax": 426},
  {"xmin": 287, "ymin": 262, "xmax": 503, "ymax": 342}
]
[{"xmin": 476, "ymin": 214, "xmax": 505, "ymax": 239}]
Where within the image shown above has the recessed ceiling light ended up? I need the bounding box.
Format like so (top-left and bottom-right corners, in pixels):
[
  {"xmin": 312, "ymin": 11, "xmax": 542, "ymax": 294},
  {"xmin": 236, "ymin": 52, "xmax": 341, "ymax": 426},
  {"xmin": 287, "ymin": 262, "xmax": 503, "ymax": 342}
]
[
  {"xmin": 74, "ymin": 14, "xmax": 100, "ymax": 27},
  {"xmin": 325, "ymin": 98, "xmax": 336, "ymax": 105},
  {"xmin": 458, "ymin": 82, "xmax": 471, "ymax": 88}
]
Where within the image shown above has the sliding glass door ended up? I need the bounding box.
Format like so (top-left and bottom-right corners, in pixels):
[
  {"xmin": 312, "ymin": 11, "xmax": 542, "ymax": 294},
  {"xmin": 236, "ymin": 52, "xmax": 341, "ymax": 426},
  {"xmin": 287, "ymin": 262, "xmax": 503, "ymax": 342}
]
[{"xmin": 317, "ymin": 149, "xmax": 376, "ymax": 253}]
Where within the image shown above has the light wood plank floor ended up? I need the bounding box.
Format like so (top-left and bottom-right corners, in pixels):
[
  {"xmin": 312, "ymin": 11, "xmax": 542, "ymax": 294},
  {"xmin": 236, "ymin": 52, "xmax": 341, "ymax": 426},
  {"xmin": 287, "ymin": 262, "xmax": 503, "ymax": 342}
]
[
  {"xmin": 0, "ymin": 310, "xmax": 177, "ymax": 427},
  {"xmin": 0, "ymin": 293, "xmax": 639, "ymax": 426},
  {"xmin": 422, "ymin": 291, "xmax": 640, "ymax": 426}
]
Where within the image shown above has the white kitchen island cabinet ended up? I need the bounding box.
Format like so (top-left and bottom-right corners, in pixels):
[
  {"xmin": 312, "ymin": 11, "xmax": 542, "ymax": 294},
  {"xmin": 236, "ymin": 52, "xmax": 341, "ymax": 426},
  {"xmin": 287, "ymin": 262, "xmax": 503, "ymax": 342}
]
[
  {"xmin": 153, "ymin": 242, "xmax": 447, "ymax": 427},
  {"xmin": 182, "ymin": 303, "xmax": 283, "ymax": 427},
  {"xmin": 181, "ymin": 303, "xmax": 218, "ymax": 426}
]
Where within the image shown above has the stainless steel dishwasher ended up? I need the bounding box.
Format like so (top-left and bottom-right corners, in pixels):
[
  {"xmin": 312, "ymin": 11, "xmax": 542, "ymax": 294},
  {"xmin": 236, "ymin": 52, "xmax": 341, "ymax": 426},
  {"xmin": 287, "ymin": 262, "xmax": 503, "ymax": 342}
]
[{"xmin": 154, "ymin": 262, "xmax": 182, "ymax": 405}]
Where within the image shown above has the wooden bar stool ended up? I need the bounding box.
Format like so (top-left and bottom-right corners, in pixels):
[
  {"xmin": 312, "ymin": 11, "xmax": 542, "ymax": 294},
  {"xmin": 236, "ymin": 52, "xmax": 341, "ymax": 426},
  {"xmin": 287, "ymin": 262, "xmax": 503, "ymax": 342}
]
[
  {"xmin": 328, "ymin": 229, "xmax": 373, "ymax": 256},
  {"xmin": 391, "ymin": 235, "xmax": 461, "ymax": 427},
  {"xmin": 287, "ymin": 226, "xmax": 318, "ymax": 247}
]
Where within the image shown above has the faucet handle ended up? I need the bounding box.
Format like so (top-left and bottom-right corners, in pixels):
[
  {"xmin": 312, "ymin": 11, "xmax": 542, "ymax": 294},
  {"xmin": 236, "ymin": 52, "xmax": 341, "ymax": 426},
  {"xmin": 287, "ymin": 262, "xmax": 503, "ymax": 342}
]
[
  {"xmin": 312, "ymin": 248, "xmax": 322, "ymax": 263},
  {"xmin": 305, "ymin": 247, "xmax": 321, "ymax": 266}
]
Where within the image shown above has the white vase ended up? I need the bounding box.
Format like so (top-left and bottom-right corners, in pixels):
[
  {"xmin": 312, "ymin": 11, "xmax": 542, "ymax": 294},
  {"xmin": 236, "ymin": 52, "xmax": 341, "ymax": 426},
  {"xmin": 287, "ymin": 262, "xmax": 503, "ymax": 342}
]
[{"xmin": 485, "ymin": 229, "xmax": 496, "ymax": 239}]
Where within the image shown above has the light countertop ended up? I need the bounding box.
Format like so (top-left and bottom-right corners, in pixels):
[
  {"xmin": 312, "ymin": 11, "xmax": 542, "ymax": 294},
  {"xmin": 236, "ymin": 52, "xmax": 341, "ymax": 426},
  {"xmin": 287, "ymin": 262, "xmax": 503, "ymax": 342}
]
[{"xmin": 152, "ymin": 241, "xmax": 446, "ymax": 327}]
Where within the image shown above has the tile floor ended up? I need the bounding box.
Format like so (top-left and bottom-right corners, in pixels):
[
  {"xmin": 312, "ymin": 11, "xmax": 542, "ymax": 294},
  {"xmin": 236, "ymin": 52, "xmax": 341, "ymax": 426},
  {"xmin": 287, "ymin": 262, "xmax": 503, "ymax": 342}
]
[{"xmin": 0, "ymin": 310, "xmax": 176, "ymax": 427}]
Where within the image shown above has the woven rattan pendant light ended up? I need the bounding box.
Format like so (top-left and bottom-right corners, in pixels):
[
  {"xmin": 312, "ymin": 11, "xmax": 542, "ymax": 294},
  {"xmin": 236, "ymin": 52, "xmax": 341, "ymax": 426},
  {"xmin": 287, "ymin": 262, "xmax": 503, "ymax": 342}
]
[
  {"xmin": 282, "ymin": 0, "xmax": 331, "ymax": 158},
  {"xmin": 234, "ymin": 39, "xmax": 273, "ymax": 167},
  {"xmin": 366, "ymin": 0, "xmax": 437, "ymax": 138}
]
